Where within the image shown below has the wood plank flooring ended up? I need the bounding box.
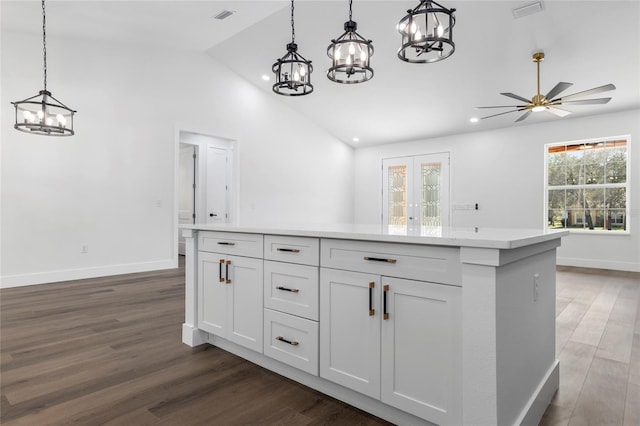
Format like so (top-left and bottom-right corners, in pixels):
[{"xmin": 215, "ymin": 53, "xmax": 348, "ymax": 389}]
[{"xmin": 1, "ymin": 261, "xmax": 638, "ymax": 425}]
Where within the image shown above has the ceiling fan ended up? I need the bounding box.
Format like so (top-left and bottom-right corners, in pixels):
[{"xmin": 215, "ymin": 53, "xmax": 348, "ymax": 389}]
[{"xmin": 477, "ymin": 51, "xmax": 616, "ymax": 122}]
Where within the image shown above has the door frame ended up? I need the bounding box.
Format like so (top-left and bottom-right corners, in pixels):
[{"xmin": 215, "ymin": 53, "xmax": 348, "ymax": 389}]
[
  {"xmin": 381, "ymin": 152, "xmax": 451, "ymax": 229},
  {"xmin": 173, "ymin": 127, "xmax": 237, "ymax": 263}
]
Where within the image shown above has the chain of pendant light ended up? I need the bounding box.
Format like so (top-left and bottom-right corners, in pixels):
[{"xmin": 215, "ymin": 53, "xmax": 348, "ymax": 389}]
[
  {"xmin": 42, "ymin": 0, "xmax": 47, "ymax": 91},
  {"xmin": 290, "ymin": 0, "xmax": 295, "ymax": 44}
]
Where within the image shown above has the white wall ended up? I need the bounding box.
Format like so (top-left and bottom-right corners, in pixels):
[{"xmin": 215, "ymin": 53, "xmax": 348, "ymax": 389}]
[
  {"xmin": 1, "ymin": 31, "xmax": 354, "ymax": 287},
  {"xmin": 354, "ymin": 109, "xmax": 640, "ymax": 272}
]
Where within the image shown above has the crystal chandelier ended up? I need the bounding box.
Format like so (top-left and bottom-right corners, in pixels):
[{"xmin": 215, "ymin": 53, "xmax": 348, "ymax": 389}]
[
  {"xmin": 11, "ymin": 0, "xmax": 76, "ymax": 136},
  {"xmin": 327, "ymin": 0, "xmax": 374, "ymax": 84},
  {"xmin": 397, "ymin": 0, "xmax": 456, "ymax": 64},
  {"xmin": 272, "ymin": 0, "xmax": 313, "ymax": 96}
]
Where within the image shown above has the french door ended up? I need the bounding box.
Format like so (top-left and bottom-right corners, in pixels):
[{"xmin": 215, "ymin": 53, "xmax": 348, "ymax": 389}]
[{"xmin": 382, "ymin": 153, "xmax": 450, "ymax": 231}]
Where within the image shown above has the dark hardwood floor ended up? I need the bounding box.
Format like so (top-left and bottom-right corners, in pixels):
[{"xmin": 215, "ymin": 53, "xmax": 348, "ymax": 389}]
[{"xmin": 1, "ymin": 261, "xmax": 638, "ymax": 425}]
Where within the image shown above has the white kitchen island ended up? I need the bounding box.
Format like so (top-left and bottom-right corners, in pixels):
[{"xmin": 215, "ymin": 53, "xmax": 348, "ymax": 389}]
[{"xmin": 180, "ymin": 224, "xmax": 567, "ymax": 426}]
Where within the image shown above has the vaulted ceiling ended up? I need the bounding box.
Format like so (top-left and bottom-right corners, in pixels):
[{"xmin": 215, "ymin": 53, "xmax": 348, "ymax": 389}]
[{"xmin": 3, "ymin": 1, "xmax": 639, "ymax": 147}]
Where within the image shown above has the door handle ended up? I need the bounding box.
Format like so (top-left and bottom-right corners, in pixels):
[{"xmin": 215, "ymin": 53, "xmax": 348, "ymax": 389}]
[
  {"xmin": 276, "ymin": 286, "xmax": 300, "ymax": 293},
  {"xmin": 225, "ymin": 260, "xmax": 232, "ymax": 284},
  {"xmin": 276, "ymin": 248, "xmax": 301, "ymax": 253},
  {"xmin": 369, "ymin": 282, "xmax": 375, "ymax": 316},
  {"xmin": 383, "ymin": 285, "xmax": 389, "ymax": 320},
  {"xmin": 276, "ymin": 336, "xmax": 299, "ymax": 346},
  {"xmin": 219, "ymin": 259, "xmax": 225, "ymax": 282},
  {"xmin": 209, "ymin": 213, "xmax": 217, "ymax": 217}
]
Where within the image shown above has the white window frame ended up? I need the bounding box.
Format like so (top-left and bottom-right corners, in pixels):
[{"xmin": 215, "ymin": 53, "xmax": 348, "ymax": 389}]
[{"xmin": 544, "ymin": 135, "xmax": 631, "ymax": 235}]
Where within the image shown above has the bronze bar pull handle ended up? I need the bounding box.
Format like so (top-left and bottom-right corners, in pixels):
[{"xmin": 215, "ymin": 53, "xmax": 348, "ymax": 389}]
[
  {"xmin": 277, "ymin": 248, "xmax": 301, "ymax": 253},
  {"xmin": 219, "ymin": 259, "xmax": 225, "ymax": 282},
  {"xmin": 383, "ymin": 285, "xmax": 389, "ymax": 320},
  {"xmin": 276, "ymin": 336, "xmax": 299, "ymax": 346},
  {"xmin": 225, "ymin": 260, "xmax": 231, "ymax": 284},
  {"xmin": 364, "ymin": 257, "xmax": 397, "ymax": 264},
  {"xmin": 369, "ymin": 282, "xmax": 375, "ymax": 316},
  {"xmin": 276, "ymin": 286, "xmax": 300, "ymax": 293},
  {"xmin": 217, "ymin": 241, "xmax": 236, "ymax": 246}
]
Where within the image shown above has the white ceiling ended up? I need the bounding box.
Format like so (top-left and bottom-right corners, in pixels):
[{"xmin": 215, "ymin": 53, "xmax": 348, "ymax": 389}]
[{"xmin": 3, "ymin": 1, "xmax": 639, "ymax": 147}]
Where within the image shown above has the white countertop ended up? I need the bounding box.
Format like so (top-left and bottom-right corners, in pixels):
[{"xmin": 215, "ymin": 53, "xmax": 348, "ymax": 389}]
[{"xmin": 180, "ymin": 223, "xmax": 568, "ymax": 249}]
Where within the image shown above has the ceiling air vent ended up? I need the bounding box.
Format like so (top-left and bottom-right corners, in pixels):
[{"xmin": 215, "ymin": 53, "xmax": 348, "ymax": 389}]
[
  {"xmin": 512, "ymin": 1, "xmax": 544, "ymax": 19},
  {"xmin": 213, "ymin": 10, "xmax": 234, "ymax": 20}
]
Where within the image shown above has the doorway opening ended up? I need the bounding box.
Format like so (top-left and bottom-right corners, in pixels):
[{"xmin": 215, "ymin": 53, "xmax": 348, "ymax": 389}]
[{"xmin": 175, "ymin": 130, "xmax": 236, "ymax": 256}]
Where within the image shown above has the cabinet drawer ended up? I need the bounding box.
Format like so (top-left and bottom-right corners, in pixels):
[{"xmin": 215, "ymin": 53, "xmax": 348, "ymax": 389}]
[
  {"xmin": 264, "ymin": 261, "xmax": 319, "ymax": 321},
  {"xmin": 198, "ymin": 231, "xmax": 263, "ymax": 258},
  {"xmin": 264, "ymin": 235, "xmax": 320, "ymax": 266},
  {"xmin": 264, "ymin": 309, "xmax": 319, "ymax": 376},
  {"xmin": 321, "ymin": 239, "xmax": 461, "ymax": 285}
]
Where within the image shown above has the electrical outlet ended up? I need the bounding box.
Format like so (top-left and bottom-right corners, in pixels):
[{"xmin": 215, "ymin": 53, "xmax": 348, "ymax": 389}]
[
  {"xmin": 81, "ymin": 245, "xmax": 89, "ymax": 254},
  {"xmin": 533, "ymin": 273, "xmax": 540, "ymax": 301}
]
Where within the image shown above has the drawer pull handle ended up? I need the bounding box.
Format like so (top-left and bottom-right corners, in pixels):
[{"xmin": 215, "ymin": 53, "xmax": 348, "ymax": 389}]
[
  {"xmin": 276, "ymin": 336, "xmax": 299, "ymax": 346},
  {"xmin": 369, "ymin": 281, "xmax": 375, "ymax": 316},
  {"xmin": 364, "ymin": 256, "xmax": 397, "ymax": 264},
  {"xmin": 277, "ymin": 248, "xmax": 301, "ymax": 253},
  {"xmin": 225, "ymin": 260, "xmax": 232, "ymax": 284},
  {"xmin": 383, "ymin": 284, "xmax": 390, "ymax": 320},
  {"xmin": 219, "ymin": 259, "xmax": 225, "ymax": 282},
  {"xmin": 276, "ymin": 286, "xmax": 300, "ymax": 293},
  {"xmin": 217, "ymin": 242, "xmax": 236, "ymax": 246}
]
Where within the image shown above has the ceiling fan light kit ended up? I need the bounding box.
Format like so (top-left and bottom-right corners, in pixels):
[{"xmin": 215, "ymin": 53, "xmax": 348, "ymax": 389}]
[
  {"xmin": 11, "ymin": 0, "xmax": 76, "ymax": 136},
  {"xmin": 272, "ymin": 0, "xmax": 314, "ymax": 96},
  {"xmin": 397, "ymin": 0, "xmax": 456, "ymax": 64},
  {"xmin": 327, "ymin": 0, "xmax": 374, "ymax": 84},
  {"xmin": 477, "ymin": 51, "xmax": 616, "ymax": 122}
]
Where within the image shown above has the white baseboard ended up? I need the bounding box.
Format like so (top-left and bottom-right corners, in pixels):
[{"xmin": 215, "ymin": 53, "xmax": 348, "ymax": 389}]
[
  {"xmin": 557, "ymin": 257, "xmax": 640, "ymax": 272},
  {"xmin": 1, "ymin": 259, "xmax": 178, "ymax": 289}
]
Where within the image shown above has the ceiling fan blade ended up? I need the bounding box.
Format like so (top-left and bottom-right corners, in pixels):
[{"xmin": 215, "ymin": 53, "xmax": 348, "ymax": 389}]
[
  {"xmin": 556, "ymin": 97, "xmax": 612, "ymax": 105},
  {"xmin": 500, "ymin": 92, "xmax": 532, "ymax": 103},
  {"xmin": 476, "ymin": 105, "xmax": 526, "ymax": 109},
  {"xmin": 555, "ymin": 84, "xmax": 616, "ymax": 102},
  {"xmin": 480, "ymin": 109, "xmax": 526, "ymax": 120},
  {"xmin": 515, "ymin": 111, "xmax": 532, "ymax": 122},
  {"xmin": 545, "ymin": 82, "xmax": 573, "ymax": 100},
  {"xmin": 547, "ymin": 107, "xmax": 571, "ymax": 117}
]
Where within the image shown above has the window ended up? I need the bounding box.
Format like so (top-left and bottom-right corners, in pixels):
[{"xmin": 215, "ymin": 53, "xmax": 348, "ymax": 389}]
[{"xmin": 545, "ymin": 136, "xmax": 630, "ymax": 233}]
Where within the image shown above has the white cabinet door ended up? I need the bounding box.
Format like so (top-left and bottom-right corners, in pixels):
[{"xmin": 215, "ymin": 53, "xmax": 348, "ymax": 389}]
[
  {"xmin": 198, "ymin": 251, "xmax": 228, "ymax": 336},
  {"xmin": 381, "ymin": 276, "xmax": 462, "ymax": 425},
  {"xmin": 319, "ymin": 268, "xmax": 381, "ymax": 399},
  {"xmin": 198, "ymin": 251, "xmax": 263, "ymax": 353},
  {"xmin": 227, "ymin": 255, "xmax": 264, "ymax": 352}
]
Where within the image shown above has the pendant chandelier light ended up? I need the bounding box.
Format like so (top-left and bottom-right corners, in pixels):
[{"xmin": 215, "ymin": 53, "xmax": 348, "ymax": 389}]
[
  {"xmin": 397, "ymin": 0, "xmax": 456, "ymax": 64},
  {"xmin": 11, "ymin": 0, "xmax": 76, "ymax": 136},
  {"xmin": 327, "ymin": 0, "xmax": 374, "ymax": 84},
  {"xmin": 272, "ymin": 0, "xmax": 313, "ymax": 96}
]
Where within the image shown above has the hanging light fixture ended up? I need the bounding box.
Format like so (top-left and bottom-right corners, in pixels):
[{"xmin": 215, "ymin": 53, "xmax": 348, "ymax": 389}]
[
  {"xmin": 327, "ymin": 0, "xmax": 374, "ymax": 84},
  {"xmin": 11, "ymin": 0, "xmax": 76, "ymax": 136},
  {"xmin": 272, "ymin": 0, "xmax": 313, "ymax": 96},
  {"xmin": 397, "ymin": 0, "xmax": 456, "ymax": 64}
]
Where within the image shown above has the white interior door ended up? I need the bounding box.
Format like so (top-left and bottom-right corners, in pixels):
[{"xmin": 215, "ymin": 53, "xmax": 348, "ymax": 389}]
[
  {"xmin": 178, "ymin": 144, "xmax": 196, "ymax": 255},
  {"xmin": 382, "ymin": 153, "xmax": 450, "ymax": 231},
  {"xmin": 206, "ymin": 147, "xmax": 229, "ymax": 223}
]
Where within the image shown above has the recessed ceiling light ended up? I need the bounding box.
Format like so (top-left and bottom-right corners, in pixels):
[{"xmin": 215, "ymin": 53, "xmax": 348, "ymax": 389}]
[
  {"xmin": 352, "ymin": 137, "xmax": 360, "ymax": 142},
  {"xmin": 470, "ymin": 117, "xmax": 479, "ymax": 123},
  {"xmin": 261, "ymin": 75, "xmax": 270, "ymax": 81}
]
